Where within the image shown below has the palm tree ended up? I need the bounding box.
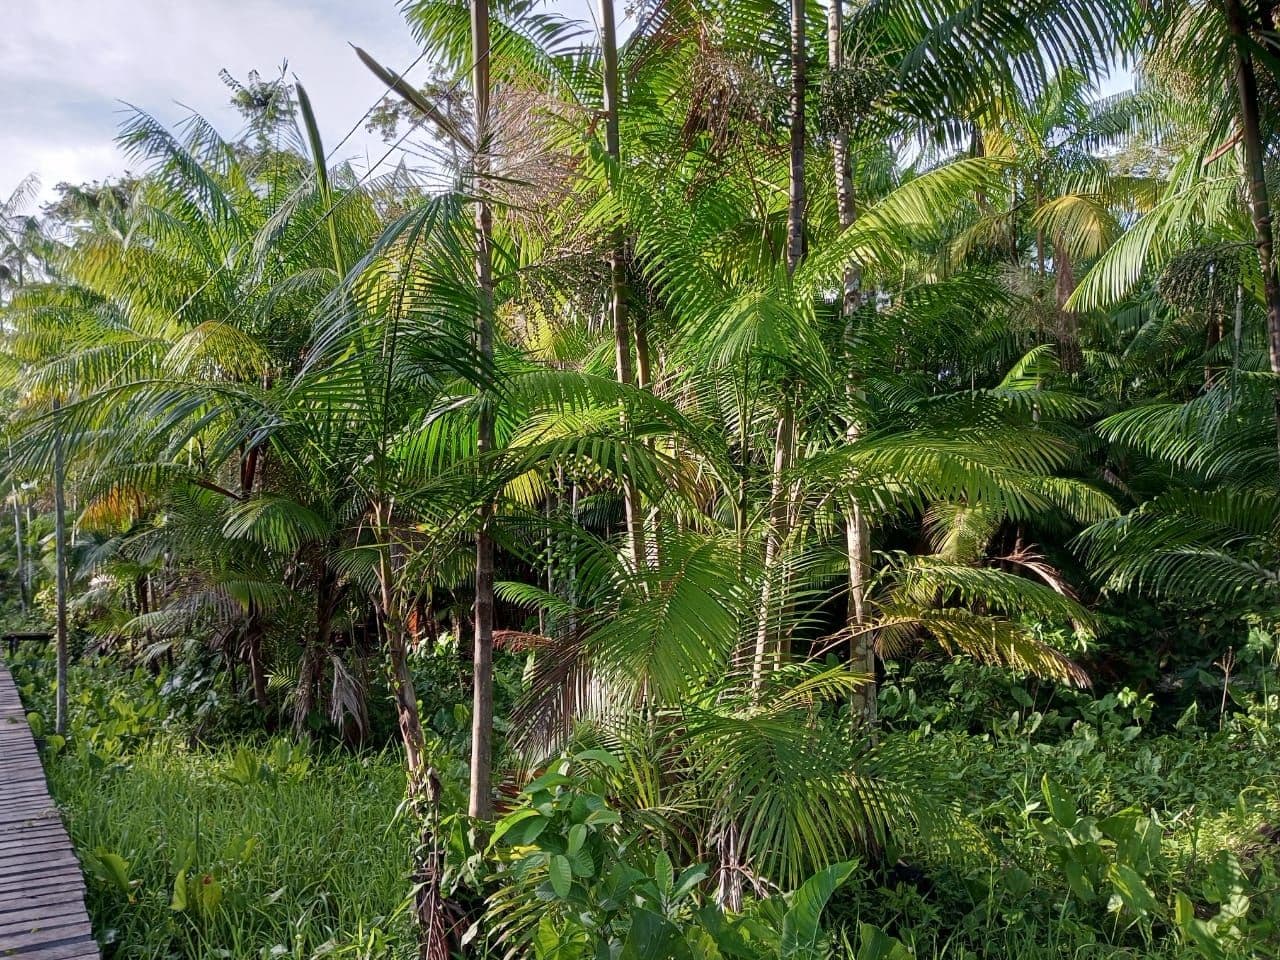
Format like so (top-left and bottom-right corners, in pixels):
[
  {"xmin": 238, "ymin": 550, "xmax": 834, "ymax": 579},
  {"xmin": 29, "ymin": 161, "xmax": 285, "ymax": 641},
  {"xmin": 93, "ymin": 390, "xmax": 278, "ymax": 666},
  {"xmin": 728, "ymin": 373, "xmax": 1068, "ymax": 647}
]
[
  {"xmin": 6, "ymin": 6, "xmax": 1227, "ymax": 952},
  {"xmin": 469, "ymin": 0, "xmax": 500, "ymax": 821},
  {"xmin": 0, "ymin": 175, "xmax": 46, "ymax": 298},
  {"xmin": 1081, "ymin": 0, "xmax": 1280, "ymax": 446},
  {"xmin": 1078, "ymin": 376, "xmax": 1280, "ymax": 608}
]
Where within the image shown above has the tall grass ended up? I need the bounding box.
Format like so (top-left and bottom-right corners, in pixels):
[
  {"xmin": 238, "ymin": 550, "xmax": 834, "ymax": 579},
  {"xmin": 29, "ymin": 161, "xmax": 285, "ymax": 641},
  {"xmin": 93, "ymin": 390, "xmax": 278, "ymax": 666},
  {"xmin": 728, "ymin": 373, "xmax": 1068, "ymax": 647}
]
[{"xmin": 46, "ymin": 739, "xmax": 415, "ymax": 958}]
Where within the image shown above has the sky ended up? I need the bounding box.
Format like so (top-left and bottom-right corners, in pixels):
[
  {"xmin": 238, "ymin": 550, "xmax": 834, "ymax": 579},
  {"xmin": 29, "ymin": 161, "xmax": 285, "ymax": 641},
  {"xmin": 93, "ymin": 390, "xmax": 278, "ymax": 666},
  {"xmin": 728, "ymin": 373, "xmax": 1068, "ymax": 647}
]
[
  {"xmin": 3, "ymin": 1, "xmax": 1131, "ymax": 213},
  {"xmin": 1, "ymin": 0, "xmax": 594, "ymax": 209}
]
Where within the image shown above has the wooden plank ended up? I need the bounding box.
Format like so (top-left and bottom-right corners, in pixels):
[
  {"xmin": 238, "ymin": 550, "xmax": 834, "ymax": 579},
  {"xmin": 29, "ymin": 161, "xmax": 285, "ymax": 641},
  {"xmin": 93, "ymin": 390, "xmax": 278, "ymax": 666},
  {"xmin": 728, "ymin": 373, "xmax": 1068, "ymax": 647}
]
[
  {"xmin": 0, "ymin": 918, "xmax": 95, "ymax": 952},
  {"xmin": 0, "ymin": 908, "xmax": 93, "ymax": 941},
  {"xmin": 0, "ymin": 937, "xmax": 101, "ymax": 960},
  {"xmin": 0, "ymin": 662, "xmax": 100, "ymax": 959},
  {"xmin": 0, "ymin": 850, "xmax": 83, "ymax": 874},
  {"xmin": 0, "ymin": 887, "xmax": 93, "ymax": 917},
  {"xmin": 0, "ymin": 823, "xmax": 67, "ymax": 840},
  {"xmin": 0, "ymin": 874, "xmax": 88, "ymax": 899}
]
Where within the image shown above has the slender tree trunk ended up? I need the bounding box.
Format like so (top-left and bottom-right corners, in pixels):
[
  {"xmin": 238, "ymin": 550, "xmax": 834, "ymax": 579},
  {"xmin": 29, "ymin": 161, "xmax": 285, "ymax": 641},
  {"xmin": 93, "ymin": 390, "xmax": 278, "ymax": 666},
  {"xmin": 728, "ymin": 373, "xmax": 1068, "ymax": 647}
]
[
  {"xmin": 846, "ymin": 511, "xmax": 876, "ymax": 720},
  {"xmin": 714, "ymin": 818, "xmax": 743, "ymax": 912},
  {"xmin": 753, "ymin": 405, "xmax": 795, "ymax": 689},
  {"xmin": 728, "ymin": 2, "xmax": 809, "ymax": 909},
  {"xmin": 52, "ymin": 399, "xmax": 69, "ymax": 736},
  {"xmin": 1224, "ymin": 0, "xmax": 1280, "ymax": 452},
  {"xmin": 753, "ymin": 0, "xmax": 807, "ymax": 688},
  {"xmin": 470, "ymin": 0, "xmax": 497, "ymax": 822},
  {"xmin": 25, "ymin": 503, "xmax": 35, "ymax": 609},
  {"xmin": 376, "ymin": 502, "xmax": 426, "ymax": 779},
  {"xmin": 137, "ymin": 573, "xmax": 159, "ymax": 673},
  {"xmin": 11, "ymin": 497, "xmax": 26, "ymax": 615},
  {"xmin": 828, "ymin": 0, "xmax": 860, "ymax": 309},
  {"xmin": 245, "ymin": 613, "xmax": 270, "ymax": 711},
  {"xmin": 296, "ymin": 558, "xmax": 339, "ymax": 738},
  {"xmin": 1233, "ymin": 282, "xmax": 1246, "ymax": 387},
  {"xmin": 786, "ymin": 0, "xmax": 807, "ymax": 273},
  {"xmin": 241, "ymin": 444, "xmax": 260, "ymax": 498},
  {"xmin": 1053, "ymin": 238, "xmax": 1082, "ymax": 373},
  {"xmin": 233, "ymin": 430, "xmax": 271, "ymax": 713},
  {"xmin": 1034, "ymin": 177, "xmax": 1047, "ymax": 280},
  {"xmin": 9, "ymin": 440, "xmax": 26, "ymax": 615},
  {"xmin": 600, "ymin": 0, "xmax": 647, "ymax": 573},
  {"xmin": 827, "ymin": 0, "xmax": 876, "ymax": 724}
]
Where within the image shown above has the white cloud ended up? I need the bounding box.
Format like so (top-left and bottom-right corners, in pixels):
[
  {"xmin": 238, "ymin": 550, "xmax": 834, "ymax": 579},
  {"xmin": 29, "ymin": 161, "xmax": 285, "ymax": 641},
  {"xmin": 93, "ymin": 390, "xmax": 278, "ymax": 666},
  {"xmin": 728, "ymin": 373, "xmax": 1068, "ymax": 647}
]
[
  {"xmin": 1, "ymin": 0, "xmax": 611, "ymax": 211},
  {"xmin": 1, "ymin": 0, "xmax": 425, "ymax": 205}
]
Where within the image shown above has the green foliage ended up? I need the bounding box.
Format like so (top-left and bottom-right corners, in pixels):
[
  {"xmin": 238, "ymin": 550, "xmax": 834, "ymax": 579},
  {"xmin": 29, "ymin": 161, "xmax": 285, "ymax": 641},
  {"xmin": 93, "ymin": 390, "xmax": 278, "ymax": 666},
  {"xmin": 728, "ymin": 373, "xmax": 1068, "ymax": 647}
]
[
  {"xmin": 6, "ymin": 1, "xmax": 1280, "ymax": 958},
  {"xmin": 483, "ymin": 752, "xmax": 858, "ymax": 960},
  {"xmin": 17, "ymin": 658, "xmax": 417, "ymax": 957}
]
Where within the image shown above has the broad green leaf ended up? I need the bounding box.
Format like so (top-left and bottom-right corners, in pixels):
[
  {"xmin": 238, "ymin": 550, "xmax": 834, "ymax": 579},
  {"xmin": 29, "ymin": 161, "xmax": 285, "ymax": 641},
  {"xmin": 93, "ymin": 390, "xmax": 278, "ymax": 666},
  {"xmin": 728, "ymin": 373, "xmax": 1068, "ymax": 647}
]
[
  {"xmin": 573, "ymin": 748, "xmax": 623, "ymax": 770},
  {"xmin": 90, "ymin": 848, "xmax": 132, "ymax": 894},
  {"xmin": 548, "ymin": 854, "xmax": 572, "ymax": 898},
  {"xmin": 489, "ymin": 808, "xmax": 543, "ymax": 849},
  {"xmin": 1041, "ymin": 775, "xmax": 1078, "ymax": 828},
  {"xmin": 1107, "ymin": 863, "xmax": 1158, "ymax": 917},
  {"xmin": 569, "ymin": 847, "xmax": 595, "ymax": 879},
  {"xmin": 170, "ymin": 869, "xmax": 188, "ymax": 912},
  {"xmin": 856, "ymin": 923, "xmax": 913, "ymax": 960},
  {"xmin": 672, "ymin": 864, "xmax": 710, "ymax": 902},
  {"xmin": 654, "ymin": 849, "xmax": 674, "ymax": 897},
  {"xmin": 585, "ymin": 808, "xmax": 620, "ymax": 826},
  {"xmin": 780, "ymin": 861, "xmax": 858, "ymax": 959},
  {"xmin": 566, "ymin": 823, "xmax": 587, "ymax": 855},
  {"xmin": 620, "ymin": 908, "xmax": 687, "ymax": 960}
]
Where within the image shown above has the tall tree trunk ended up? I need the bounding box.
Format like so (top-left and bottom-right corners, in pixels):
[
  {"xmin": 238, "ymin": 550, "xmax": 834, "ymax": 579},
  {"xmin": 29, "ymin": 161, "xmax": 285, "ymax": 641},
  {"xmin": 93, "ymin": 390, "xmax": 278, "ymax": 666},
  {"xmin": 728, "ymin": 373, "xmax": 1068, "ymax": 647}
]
[
  {"xmin": 1233, "ymin": 282, "xmax": 1246, "ymax": 387},
  {"xmin": 827, "ymin": 0, "xmax": 876, "ymax": 725},
  {"xmin": 752, "ymin": 404, "xmax": 794, "ymax": 689},
  {"xmin": 137, "ymin": 573, "xmax": 159, "ymax": 673},
  {"xmin": 470, "ymin": 0, "xmax": 497, "ymax": 822},
  {"xmin": 1224, "ymin": 0, "xmax": 1280, "ymax": 452},
  {"xmin": 9, "ymin": 440, "xmax": 26, "ymax": 615},
  {"xmin": 786, "ymin": 0, "xmax": 807, "ymax": 273},
  {"xmin": 236, "ymin": 429, "xmax": 270, "ymax": 713},
  {"xmin": 241, "ymin": 444, "xmax": 260, "ymax": 498},
  {"xmin": 753, "ymin": 0, "xmax": 807, "ymax": 688},
  {"xmin": 1034, "ymin": 178, "xmax": 1047, "ymax": 279},
  {"xmin": 25, "ymin": 503, "xmax": 35, "ymax": 610},
  {"xmin": 52, "ymin": 398, "xmax": 69, "ymax": 736},
  {"xmin": 714, "ymin": 818, "xmax": 744, "ymax": 912},
  {"xmin": 11, "ymin": 497, "xmax": 26, "ymax": 615},
  {"xmin": 600, "ymin": 0, "xmax": 647, "ymax": 573},
  {"xmin": 1053, "ymin": 238, "xmax": 1082, "ymax": 372},
  {"xmin": 376, "ymin": 502, "xmax": 427, "ymax": 779},
  {"xmin": 827, "ymin": 0, "xmax": 859, "ymax": 309},
  {"xmin": 846, "ymin": 511, "xmax": 876, "ymax": 723},
  {"xmin": 296, "ymin": 557, "xmax": 339, "ymax": 739},
  {"xmin": 245, "ymin": 617, "xmax": 270, "ymax": 712}
]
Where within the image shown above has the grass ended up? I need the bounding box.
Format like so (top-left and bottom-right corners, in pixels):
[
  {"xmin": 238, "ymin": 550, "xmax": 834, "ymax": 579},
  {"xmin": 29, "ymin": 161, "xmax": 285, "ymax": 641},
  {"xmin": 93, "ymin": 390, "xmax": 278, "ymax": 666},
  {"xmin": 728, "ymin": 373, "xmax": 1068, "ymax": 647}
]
[
  {"xmin": 6, "ymin": 649, "xmax": 418, "ymax": 959},
  {"xmin": 48, "ymin": 740, "xmax": 415, "ymax": 959},
  {"xmin": 9, "ymin": 648, "xmax": 1280, "ymax": 959}
]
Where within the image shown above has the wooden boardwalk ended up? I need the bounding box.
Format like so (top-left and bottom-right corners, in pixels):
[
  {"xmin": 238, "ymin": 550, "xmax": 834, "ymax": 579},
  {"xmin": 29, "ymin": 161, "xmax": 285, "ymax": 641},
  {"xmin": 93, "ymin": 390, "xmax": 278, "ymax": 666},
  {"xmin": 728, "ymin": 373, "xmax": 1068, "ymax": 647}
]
[{"xmin": 0, "ymin": 661, "xmax": 99, "ymax": 959}]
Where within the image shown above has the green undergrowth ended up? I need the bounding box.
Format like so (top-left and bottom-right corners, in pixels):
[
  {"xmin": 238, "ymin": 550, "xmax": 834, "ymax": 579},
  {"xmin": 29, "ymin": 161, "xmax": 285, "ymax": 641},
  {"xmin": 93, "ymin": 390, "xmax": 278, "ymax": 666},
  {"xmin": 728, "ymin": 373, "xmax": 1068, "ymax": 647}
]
[
  {"xmin": 11, "ymin": 652, "xmax": 416, "ymax": 959},
  {"xmin": 50, "ymin": 743, "xmax": 413, "ymax": 959},
  {"xmin": 829, "ymin": 660, "xmax": 1280, "ymax": 959},
  {"xmin": 9, "ymin": 646, "xmax": 1280, "ymax": 959}
]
